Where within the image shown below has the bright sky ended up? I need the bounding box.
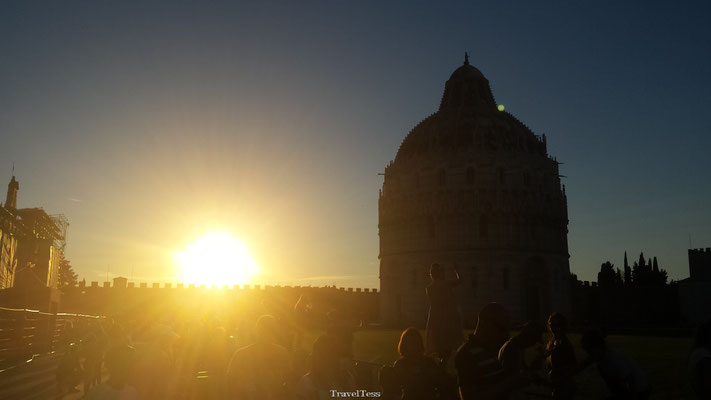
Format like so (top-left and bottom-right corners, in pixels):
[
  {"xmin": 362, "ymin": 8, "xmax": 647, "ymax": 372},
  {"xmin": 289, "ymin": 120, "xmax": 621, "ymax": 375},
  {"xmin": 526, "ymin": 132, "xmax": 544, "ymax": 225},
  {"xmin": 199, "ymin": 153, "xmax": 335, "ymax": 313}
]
[{"xmin": 1, "ymin": 1, "xmax": 709, "ymax": 287}]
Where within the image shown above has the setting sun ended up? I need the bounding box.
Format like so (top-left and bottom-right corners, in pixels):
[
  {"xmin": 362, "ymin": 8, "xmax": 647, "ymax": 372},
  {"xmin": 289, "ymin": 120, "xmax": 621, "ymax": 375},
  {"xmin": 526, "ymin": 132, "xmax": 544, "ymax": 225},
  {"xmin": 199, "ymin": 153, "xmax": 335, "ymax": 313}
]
[{"xmin": 174, "ymin": 232, "xmax": 259, "ymax": 286}]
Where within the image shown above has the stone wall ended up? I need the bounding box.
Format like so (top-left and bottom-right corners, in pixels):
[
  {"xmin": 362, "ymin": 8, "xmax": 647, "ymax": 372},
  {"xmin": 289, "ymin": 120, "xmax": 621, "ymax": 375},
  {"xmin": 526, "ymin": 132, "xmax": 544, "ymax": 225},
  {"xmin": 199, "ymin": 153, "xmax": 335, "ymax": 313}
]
[{"xmin": 57, "ymin": 282, "xmax": 379, "ymax": 325}]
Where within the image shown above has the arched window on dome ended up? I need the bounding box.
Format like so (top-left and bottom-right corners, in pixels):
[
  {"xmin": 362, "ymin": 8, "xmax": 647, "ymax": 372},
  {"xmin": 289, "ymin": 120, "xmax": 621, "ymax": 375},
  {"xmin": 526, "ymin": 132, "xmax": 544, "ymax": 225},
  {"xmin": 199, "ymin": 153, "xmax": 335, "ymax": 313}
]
[
  {"xmin": 497, "ymin": 167, "xmax": 505, "ymax": 184},
  {"xmin": 523, "ymin": 170, "xmax": 530, "ymax": 186},
  {"xmin": 414, "ymin": 172, "xmax": 420, "ymax": 188},
  {"xmin": 437, "ymin": 168, "xmax": 446, "ymax": 187},
  {"xmin": 479, "ymin": 215, "xmax": 488, "ymax": 238},
  {"xmin": 466, "ymin": 167, "xmax": 475, "ymax": 185},
  {"xmin": 502, "ymin": 268, "xmax": 510, "ymax": 290}
]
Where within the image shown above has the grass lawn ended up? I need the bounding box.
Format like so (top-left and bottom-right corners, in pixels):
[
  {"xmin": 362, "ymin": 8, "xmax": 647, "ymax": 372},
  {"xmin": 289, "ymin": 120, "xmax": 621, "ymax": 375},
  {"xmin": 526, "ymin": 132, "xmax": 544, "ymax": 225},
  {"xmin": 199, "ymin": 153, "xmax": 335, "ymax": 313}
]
[{"xmin": 299, "ymin": 329, "xmax": 697, "ymax": 399}]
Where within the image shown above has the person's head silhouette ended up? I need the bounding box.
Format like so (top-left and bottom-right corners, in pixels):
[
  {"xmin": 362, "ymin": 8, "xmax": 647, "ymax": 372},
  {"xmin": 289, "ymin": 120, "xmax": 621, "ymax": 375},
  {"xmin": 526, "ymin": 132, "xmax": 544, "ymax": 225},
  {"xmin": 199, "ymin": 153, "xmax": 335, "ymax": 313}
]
[
  {"xmin": 398, "ymin": 328, "xmax": 425, "ymax": 359},
  {"xmin": 547, "ymin": 312, "xmax": 568, "ymax": 337},
  {"xmin": 475, "ymin": 302, "xmax": 510, "ymax": 348},
  {"xmin": 255, "ymin": 314, "xmax": 278, "ymax": 344}
]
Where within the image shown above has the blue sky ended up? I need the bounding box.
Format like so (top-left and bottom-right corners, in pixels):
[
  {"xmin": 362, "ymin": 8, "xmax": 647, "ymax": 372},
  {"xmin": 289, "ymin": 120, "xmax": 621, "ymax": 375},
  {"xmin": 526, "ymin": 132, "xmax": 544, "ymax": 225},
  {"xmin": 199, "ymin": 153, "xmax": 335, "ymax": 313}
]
[{"xmin": 1, "ymin": 1, "xmax": 709, "ymax": 286}]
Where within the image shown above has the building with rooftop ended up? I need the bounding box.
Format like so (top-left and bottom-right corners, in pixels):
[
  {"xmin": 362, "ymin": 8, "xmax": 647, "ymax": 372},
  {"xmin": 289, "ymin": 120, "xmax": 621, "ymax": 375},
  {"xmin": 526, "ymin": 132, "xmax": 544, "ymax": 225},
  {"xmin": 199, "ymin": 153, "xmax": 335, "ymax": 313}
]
[
  {"xmin": 378, "ymin": 56, "xmax": 571, "ymax": 326},
  {"xmin": 679, "ymin": 247, "xmax": 711, "ymax": 325},
  {"xmin": 0, "ymin": 175, "xmax": 67, "ymax": 312}
]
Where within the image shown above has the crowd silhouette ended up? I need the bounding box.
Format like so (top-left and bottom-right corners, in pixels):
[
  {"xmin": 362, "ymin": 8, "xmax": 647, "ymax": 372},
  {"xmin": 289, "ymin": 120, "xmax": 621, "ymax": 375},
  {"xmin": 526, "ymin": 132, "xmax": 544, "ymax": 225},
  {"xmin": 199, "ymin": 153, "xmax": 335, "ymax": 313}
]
[
  {"xmin": 425, "ymin": 263, "xmax": 463, "ymax": 367},
  {"xmin": 52, "ymin": 263, "xmax": 709, "ymax": 399}
]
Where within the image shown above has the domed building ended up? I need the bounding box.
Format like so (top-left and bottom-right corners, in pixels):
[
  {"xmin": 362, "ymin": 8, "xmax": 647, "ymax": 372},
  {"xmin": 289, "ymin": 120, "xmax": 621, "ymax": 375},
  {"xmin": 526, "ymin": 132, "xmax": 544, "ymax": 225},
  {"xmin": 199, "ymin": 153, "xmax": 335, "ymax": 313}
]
[{"xmin": 378, "ymin": 55, "xmax": 571, "ymax": 326}]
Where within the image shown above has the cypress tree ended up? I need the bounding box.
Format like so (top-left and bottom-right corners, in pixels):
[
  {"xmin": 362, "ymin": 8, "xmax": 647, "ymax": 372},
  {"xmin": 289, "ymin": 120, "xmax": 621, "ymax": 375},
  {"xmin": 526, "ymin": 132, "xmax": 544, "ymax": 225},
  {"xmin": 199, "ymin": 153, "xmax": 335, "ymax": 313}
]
[{"xmin": 624, "ymin": 251, "xmax": 631, "ymax": 286}]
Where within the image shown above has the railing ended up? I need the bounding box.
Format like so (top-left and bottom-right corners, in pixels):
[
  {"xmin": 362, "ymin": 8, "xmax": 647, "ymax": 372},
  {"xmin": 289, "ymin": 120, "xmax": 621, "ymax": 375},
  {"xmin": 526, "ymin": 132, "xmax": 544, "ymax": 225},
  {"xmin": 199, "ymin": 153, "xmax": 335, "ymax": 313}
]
[{"xmin": 0, "ymin": 307, "xmax": 103, "ymax": 370}]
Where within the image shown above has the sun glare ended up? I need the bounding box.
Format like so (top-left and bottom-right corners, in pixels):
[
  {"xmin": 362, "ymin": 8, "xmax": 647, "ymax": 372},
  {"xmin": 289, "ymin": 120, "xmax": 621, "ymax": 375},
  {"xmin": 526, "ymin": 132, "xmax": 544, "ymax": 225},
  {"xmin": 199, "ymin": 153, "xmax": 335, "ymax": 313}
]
[{"xmin": 175, "ymin": 232, "xmax": 259, "ymax": 286}]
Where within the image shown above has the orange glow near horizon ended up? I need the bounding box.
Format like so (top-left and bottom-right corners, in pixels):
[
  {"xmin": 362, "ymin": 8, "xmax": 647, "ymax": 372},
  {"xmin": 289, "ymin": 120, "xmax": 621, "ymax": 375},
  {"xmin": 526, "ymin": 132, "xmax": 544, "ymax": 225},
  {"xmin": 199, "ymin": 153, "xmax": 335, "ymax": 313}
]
[{"xmin": 174, "ymin": 231, "xmax": 260, "ymax": 286}]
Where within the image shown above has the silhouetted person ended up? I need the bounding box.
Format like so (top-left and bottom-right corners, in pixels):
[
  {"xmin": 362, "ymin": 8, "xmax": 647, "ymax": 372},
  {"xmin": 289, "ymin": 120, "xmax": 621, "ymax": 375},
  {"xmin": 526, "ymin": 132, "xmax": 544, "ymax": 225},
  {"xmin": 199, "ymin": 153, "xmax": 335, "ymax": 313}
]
[
  {"xmin": 498, "ymin": 321, "xmax": 544, "ymax": 374},
  {"xmin": 81, "ymin": 331, "xmax": 104, "ymax": 394},
  {"xmin": 226, "ymin": 314, "xmax": 292, "ymax": 399},
  {"xmin": 294, "ymin": 293, "xmax": 313, "ymax": 349},
  {"xmin": 379, "ymin": 365, "xmax": 400, "ymax": 400},
  {"xmin": 580, "ymin": 329, "xmax": 650, "ymax": 400},
  {"xmin": 689, "ymin": 320, "xmax": 711, "ymax": 399},
  {"xmin": 546, "ymin": 313, "xmax": 576, "ymax": 399},
  {"xmin": 200, "ymin": 325, "xmax": 231, "ymax": 397},
  {"xmin": 328, "ymin": 308, "xmax": 383, "ymax": 389},
  {"xmin": 84, "ymin": 344, "xmax": 137, "ymax": 400},
  {"xmin": 56, "ymin": 342, "xmax": 83, "ymax": 396},
  {"xmin": 380, "ymin": 327, "xmax": 453, "ymax": 400},
  {"xmin": 262, "ymin": 296, "xmax": 297, "ymax": 351},
  {"xmin": 131, "ymin": 323, "xmax": 179, "ymax": 400},
  {"xmin": 326, "ymin": 309, "xmax": 363, "ymax": 359},
  {"xmin": 295, "ymin": 335, "xmax": 355, "ymax": 399},
  {"xmin": 425, "ymin": 263, "xmax": 462, "ymax": 365},
  {"xmin": 498, "ymin": 320, "xmax": 547, "ymax": 399},
  {"xmin": 454, "ymin": 302, "xmax": 529, "ymax": 400},
  {"xmin": 58, "ymin": 320, "xmax": 77, "ymax": 348}
]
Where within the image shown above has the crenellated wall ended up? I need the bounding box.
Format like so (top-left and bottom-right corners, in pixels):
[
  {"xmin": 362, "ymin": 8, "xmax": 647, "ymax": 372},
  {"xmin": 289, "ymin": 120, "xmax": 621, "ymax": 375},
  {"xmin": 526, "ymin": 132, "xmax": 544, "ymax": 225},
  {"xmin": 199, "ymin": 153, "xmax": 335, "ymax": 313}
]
[
  {"xmin": 58, "ymin": 282, "xmax": 379, "ymax": 324},
  {"xmin": 688, "ymin": 247, "xmax": 711, "ymax": 282},
  {"xmin": 680, "ymin": 247, "xmax": 711, "ymax": 325}
]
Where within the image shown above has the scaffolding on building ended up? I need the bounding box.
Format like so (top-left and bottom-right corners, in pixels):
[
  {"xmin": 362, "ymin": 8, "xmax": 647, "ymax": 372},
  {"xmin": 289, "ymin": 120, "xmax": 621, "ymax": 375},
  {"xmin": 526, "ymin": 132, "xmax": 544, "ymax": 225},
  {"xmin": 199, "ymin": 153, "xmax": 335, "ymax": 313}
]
[
  {"xmin": 49, "ymin": 214, "xmax": 69, "ymax": 252},
  {"xmin": 15, "ymin": 208, "xmax": 63, "ymax": 242}
]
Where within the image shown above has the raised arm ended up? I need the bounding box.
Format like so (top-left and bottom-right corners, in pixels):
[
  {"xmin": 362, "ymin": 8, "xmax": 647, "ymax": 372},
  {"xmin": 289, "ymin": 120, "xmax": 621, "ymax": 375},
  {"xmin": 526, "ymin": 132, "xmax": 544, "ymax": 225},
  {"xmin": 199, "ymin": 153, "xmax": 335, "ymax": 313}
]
[{"xmin": 450, "ymin": 268, "xmax": 462, "ymax": 287}]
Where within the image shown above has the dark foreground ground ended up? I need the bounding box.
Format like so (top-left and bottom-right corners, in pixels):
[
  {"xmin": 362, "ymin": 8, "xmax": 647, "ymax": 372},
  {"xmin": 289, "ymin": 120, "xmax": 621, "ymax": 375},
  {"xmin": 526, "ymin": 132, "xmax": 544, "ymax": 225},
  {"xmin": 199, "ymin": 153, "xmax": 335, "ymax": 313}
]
[
  {"xmin": 0, "ymin": 329, "xmax": 696, "ymax": 399},
  {"xmin": 350, "ymin": 329, "xmax": 696, "ymax": 400}
]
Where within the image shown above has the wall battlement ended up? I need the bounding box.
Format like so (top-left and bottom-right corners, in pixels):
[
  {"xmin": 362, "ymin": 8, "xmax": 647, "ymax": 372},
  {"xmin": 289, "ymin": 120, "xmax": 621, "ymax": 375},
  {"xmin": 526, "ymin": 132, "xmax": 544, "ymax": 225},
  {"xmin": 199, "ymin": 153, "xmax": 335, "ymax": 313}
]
[
  {"xmin": 59, "ymin": 282, "xmax": 380, "ymax": 321},
  {"xmin": 688, "ymin": 247, "xmax": 711, "ymax": 282},
  {"xmin": 689, "ymin": 247, "xmax": 711, "ymax": 255},
  {"xmin": 78, "ymin": 281, "xmax": 378, "ymax": 293}
]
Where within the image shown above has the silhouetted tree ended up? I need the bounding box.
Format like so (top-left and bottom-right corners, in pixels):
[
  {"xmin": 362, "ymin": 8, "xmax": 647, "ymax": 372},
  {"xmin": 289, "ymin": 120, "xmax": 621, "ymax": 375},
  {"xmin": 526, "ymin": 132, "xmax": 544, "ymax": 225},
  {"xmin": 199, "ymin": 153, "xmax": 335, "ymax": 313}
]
[
  {"xmin": 652, "ymin": 257, "xmax": 668, "ymax": 285},
  {"xmin": 632, "ymin": 252, "xmax": 653, "ymax": 285},
  {"xmin": 652, "ymin": 257, "xmax": 659, "ymax": 274},
  {"xmin": 573, "ymin": 252, "xmax": 679, "ymax": 327},
  {"xmin": 597, "ymin": 261, "xmax": 617, "ymax": 287},
  {"xmin": 614, "ymin": 268, "xmax": 623, "ymax": 286},
  {"xmin": 623, "ymin": 251, "xmax": 631, "ymax": 286},
  {"xmin": 58, "ymin": 252, "xmax": 78, "ymax": 288},
  {"xmin": 630, "ymin": 252, "xmax": 668, "ymax": 286}
]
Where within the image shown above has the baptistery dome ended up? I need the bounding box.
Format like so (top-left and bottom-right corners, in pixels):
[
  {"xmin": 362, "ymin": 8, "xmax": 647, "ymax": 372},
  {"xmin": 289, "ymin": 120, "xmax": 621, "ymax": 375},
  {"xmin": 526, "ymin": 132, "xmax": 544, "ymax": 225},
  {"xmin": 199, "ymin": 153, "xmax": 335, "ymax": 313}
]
[{"xmin": 379, "ymin": 56, "xmax": 571, "ymax": 326}]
